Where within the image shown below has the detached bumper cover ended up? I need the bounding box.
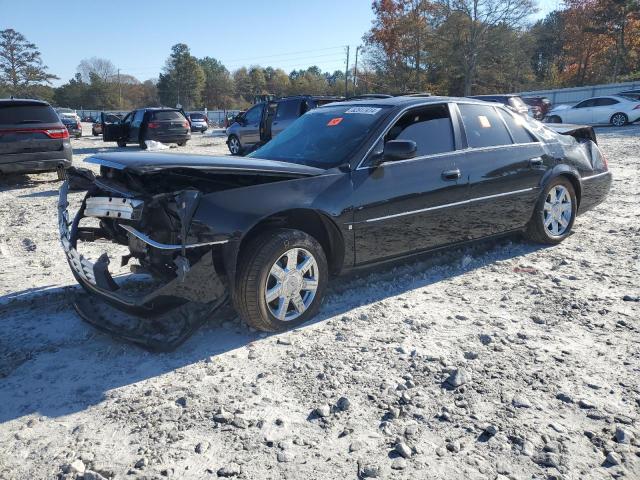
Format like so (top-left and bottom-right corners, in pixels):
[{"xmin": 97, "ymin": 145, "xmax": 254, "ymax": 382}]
[{"xmin": 58, "ymin": 179, "xmax": 228, "ymax": 350}]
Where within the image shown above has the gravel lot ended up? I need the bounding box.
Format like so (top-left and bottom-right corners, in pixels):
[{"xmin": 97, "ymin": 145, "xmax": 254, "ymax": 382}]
[{"xmin": 0, "ymin": 124, "xmax": 638, "ymax": 479}]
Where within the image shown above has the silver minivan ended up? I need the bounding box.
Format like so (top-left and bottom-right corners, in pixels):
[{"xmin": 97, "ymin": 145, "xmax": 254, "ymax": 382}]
[{"xmin": 225, "ymin": 95, "xmax": 342, "ymax": 155}]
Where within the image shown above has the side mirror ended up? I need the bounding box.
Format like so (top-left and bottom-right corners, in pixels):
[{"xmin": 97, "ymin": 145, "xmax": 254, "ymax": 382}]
[{"xmin": 378, "ymin": 140, "xmax": 417, "ymax": 164}]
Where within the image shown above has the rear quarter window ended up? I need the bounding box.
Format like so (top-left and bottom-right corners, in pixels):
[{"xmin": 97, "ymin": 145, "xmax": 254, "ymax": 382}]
[
  {"xmin": 459, "ymin": 104, "xmax": 513, "ymax": 148},
  {"xmin": 497, "ymin": 109, "xmax": 537, "ymax": 144},
  {"xmin": 0, "ymin": 104, "xmax": 60, "ymax": 125}
]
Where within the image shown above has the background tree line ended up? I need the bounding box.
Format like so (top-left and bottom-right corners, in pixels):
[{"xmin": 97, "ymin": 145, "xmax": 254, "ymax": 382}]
[{"xmin": 1, "ymin": 0, "xmax": 639, "ymax": 111}]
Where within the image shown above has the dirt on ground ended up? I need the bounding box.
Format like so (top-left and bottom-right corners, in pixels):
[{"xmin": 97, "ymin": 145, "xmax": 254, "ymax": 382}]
[{"xmin": 0, "ymin": 124, "xmax": 638, "ymax": 480}]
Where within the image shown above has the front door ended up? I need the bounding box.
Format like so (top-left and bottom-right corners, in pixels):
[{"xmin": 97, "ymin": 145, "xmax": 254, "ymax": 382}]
[
  {"xmin": 351, "ymin": 103, "xmax": 469, "ymax": 264},
  {"xmin": 128, "ymin": 109, "xmax": 145, "ymax": 143},
  {"xmin": 453, "ymin": 103, "xmax": 548, "ymax": 238},
  {"xmin": 567, "ymin": 99, "xmax": 596, "ymax": 123}
]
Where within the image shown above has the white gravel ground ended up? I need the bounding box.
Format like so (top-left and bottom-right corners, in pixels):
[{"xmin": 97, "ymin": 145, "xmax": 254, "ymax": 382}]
[{"xmin": 0, "ymin": 124, "xmax": 638, "ymax": 480}]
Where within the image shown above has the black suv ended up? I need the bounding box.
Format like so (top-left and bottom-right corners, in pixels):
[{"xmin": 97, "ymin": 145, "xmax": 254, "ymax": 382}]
[
  {"xmin": 0, "ymin": 99, "xmax": 73, "ymax": 176},
  {"xmin": 102, "ymin": 108, "xmax": 191, "ymax": 149},
  {"xmin": 225, "ymin": 95, "xmax": 343, "ymax": 155}
]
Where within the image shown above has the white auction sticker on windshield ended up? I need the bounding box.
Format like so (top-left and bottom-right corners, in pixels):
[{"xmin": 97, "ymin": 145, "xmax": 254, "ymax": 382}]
[{"xmin": 345, "ymin": 107, "xmax": 382, "ymax": 115}]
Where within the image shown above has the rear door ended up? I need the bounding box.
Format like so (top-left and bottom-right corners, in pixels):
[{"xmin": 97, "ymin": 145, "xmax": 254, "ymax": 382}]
[
  {"xmin": 103, "ymin": 111, "xmax": 130, "ymax": 142},
  {"xmin": 591, "ymin": 97, "xmax": 620, "ymax": 124},
  {"xmin": 453, "ymin": 103, "xmax": 547, "ymax": 237},
  {"xmin": 128, "ymin": 109, "xmax": 146, "ymax": 142},
  {"xmin": 271, "ymin": 99, "xmax": 303, "ymax": 137},
  {"xmin": 0, "ymin": 102, "xmax": 67, "ymax": 157}
]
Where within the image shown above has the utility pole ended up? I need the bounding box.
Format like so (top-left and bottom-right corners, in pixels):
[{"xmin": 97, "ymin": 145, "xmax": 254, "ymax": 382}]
[
  {"xmin": 344, "ymin": 45, "xmax": 350, "ymax": 98},
  {"xmin": 117, "ymin": 69, "xmax": 122, "ymax": 110},
  {"xmin": 353, "ymin": 46, "xmax": 359, "ymax": 93}
]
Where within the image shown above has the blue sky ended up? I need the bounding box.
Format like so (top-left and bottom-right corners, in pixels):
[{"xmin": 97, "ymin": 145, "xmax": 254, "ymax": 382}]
[{"xmin": 1, "ymin": 0, "xmax": 561, "ymax": 86}]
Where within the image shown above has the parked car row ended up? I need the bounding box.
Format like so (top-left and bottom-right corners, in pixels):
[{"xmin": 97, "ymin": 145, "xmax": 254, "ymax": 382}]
[
  {"xmin": 546, "ymin": 94, "xmax": 640, "ymax": 126},
  {"xmin": 0, "ymin": 99, "xmax": 73, "ymax": 176}
]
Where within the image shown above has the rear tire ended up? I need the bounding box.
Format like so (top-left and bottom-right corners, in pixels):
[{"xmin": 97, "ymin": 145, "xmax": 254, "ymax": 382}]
[
  {"xmin": 138, "ymin": 141, "xmax": 147, "ymax": 150},
  {"xmin": 610, "ymin": 112, "xmax": 628, "ymax": 127},
  {"xmin": 235, "ymin": 229, "xmax": 328, "ymax": 332},
  {"xmin": 117, "ymin": 140, "xmax": 127, "ymax": 148},
  {"xmin": 177, "ymin": 140, "xmax": 187, "ymax": 146},
  {"xmin": 525, "ymin": 177, "xmax": 577, "ymax": 245}
]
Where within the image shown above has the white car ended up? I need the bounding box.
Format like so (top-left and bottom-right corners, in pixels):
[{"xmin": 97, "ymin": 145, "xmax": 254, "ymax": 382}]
[{"xmin": 546, "ymin": 95, "xmax": 640, "ymax": 126}]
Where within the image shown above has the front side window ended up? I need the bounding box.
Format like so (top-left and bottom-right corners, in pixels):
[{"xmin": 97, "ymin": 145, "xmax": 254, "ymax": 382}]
[
  {"xmin": 244, "ymin": 106, "xmax": 262, "ymax": 124},
  {"xmin": 384, "ymin": 104, "xmax": 455, "ymax": 157},
  {"xmin": 132, "ymin": 110, "xmax": 145, "ymax": 126},
  {"xmin": 459, "ymin": 104, "xmax": 513, "ymax": 148},
  {"xmin": 574, "ymin": 99, "xmax": 595, "ymax": 108}
]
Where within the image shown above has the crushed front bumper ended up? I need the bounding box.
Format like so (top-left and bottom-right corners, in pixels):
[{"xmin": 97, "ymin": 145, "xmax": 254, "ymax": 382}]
[{"xmin": 58, "ymin": 178, "xmax": 228, "ymax": 350}]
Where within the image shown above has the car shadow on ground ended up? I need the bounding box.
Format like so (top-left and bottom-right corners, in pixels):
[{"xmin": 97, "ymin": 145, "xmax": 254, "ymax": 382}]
[
  {"xmin": 0, "ymin": 234, "xmax": 545, "ymax": 424},
  {"xmin": 0, "ymin": 173, "xmax": 61, "ymax": 191},
  {"xmin": 594, "ymin": 123, "xmax": 640, "ymax": 138},
  {"xmin": 71, "ymin": 145, "xmax": 135, "ymax": 155}
]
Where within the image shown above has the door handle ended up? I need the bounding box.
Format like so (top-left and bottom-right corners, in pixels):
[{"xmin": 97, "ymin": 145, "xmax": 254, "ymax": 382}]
[
  {"xmin": 441, "ymin": 168, "xmax": 461, "ymax": 180},
  {"xmin": 529, "ymin": 157, "xmax": 543, "ymax": 167}
]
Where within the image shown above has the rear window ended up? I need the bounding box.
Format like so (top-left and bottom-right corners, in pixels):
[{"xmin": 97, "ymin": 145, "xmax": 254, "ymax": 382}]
[
  {"xmin": 0, "ymin": 104, "xmax": 60, "ymax": 125},
  {"xmin": 275, "ymin": 100, "xmax": 301, "ymax": 121},
  {"xmin": 459, "ymin": 104, "xmax": 513, "ymax": 148},
  {"xmin": 150, "ymin": 110, "xmax": 184, "ymax": 121},
  {"xmin": 189, "ymin": 113, "xmax": 206, "ymax": 120}
]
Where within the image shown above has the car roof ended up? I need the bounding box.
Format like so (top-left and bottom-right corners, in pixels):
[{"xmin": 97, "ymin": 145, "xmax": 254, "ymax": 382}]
[
  {"xmin": 469, "ymin": 94, "xmax": 521, "ymax": 99},
  {"xmin": 323, "ymin": 95, "xmax": 497, "ymax": 109},
  {"xmin": 0, "ymin": 98, "xmax": 51, "ymax": 106}
]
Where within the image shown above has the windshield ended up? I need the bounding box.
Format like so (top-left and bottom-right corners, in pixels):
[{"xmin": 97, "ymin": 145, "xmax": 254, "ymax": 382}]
[{"xmin": 249, "ymin": 104, "xmax": 391, "ymax": 168}]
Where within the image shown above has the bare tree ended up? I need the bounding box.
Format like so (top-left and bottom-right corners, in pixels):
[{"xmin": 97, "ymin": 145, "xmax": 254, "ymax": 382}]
[
  {"xmin": 438, "ymin": 0, "xmax": 535, "ymax": 94},
  {"xmin": 77, "ymin": 57, "xmax": 117, "ymax": 83}
]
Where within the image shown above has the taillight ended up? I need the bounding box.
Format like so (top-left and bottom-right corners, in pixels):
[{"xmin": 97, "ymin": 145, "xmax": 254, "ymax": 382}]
[
  {"xmin": 76, "ymin": 121, "xmax": 81, "ymax": 129},
  {"xmin": 183, "ymin": 121, "xmax": 189, "ymax": 128},
  {"xmin": 44, "ymin": 128, "xmax": 69, "ymax": 139},
  {"xmin": 148, "ymin": 122, "xmax": 160, "ymax": 129}
]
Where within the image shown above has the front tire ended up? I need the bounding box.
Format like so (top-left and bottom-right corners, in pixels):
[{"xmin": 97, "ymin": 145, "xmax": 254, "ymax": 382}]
[
  {"xmin": 117, "ymin": 140, "xmax": 127, "ymax": 148},
  {"xmin": 235, "ymin": 229, "xmax": 328, "ymax": 332},
  {"xmin": 525, "ymin": 177, "xmax": 577, "ymax": 244},
  {"xmin": 228, "ymin": 135, "xmax": 242, "ymax": 155},
  {"xmin": 610, "ymin": 112, "xmax": 628, "ymax": 127}
]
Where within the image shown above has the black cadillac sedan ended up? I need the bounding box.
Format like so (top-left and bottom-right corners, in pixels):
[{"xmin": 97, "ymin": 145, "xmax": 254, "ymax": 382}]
[{"xmin": 59, "ymin": 96, "xmax": 611, "ymax": 346}]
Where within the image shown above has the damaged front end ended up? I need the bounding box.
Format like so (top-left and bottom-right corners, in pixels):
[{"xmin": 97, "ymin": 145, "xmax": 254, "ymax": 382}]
[{"xmin": 58, "ymin": 166, "xmax": 229, "ymax": 351}]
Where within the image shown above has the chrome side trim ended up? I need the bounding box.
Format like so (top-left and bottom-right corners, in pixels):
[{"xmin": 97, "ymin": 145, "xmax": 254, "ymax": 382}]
[
  {"xmin": 581, "ymin": 171, "xmax": 610, "ymax": 181},
  {"xmin": 85, "ymin": 196, "xmax": 144, "ymax": 220},
  {"xmin": 362, "ymin": 187, "xmax": 537, "ymax": 223},
  {"xmin": 120, "ymin": 224, "xmax": 229, "ymax": 250}
]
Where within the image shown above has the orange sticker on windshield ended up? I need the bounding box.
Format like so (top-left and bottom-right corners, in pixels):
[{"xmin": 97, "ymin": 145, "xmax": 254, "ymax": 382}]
[{"xmin": 327, "ymin": 117, "xmax": 343, "ymax": 126}]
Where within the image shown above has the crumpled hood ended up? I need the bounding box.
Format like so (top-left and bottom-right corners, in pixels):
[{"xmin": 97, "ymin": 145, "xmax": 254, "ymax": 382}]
[{"xmin": 85, "ymin": 152, "xmax": 325, "ymax": 177}]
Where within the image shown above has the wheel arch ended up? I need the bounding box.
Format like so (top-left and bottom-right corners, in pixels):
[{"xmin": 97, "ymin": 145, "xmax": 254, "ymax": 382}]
[
  {"xmin": 236, "ymin": 208, "xmax": 346, "ymax": 278},
  {"xmin": 541, "ymin": 167, "xmax": 582, "ymax": 209}
]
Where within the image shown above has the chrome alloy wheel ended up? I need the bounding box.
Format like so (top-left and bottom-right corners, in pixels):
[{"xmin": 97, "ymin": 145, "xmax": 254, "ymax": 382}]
[
  {"xmin": 229, "ymin": 136, "xmax": 240, "ymax": 154},
  {"xmin": 543, "ymin": 185, "xmax": 572, "ymax": 237},
  {"xmin": 265, "ymin": 248, "xmax": 319, "ymax": 321},
  {"xmin": 611, "ymin": 113, "xmax": 626, "ymax": 127}
]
